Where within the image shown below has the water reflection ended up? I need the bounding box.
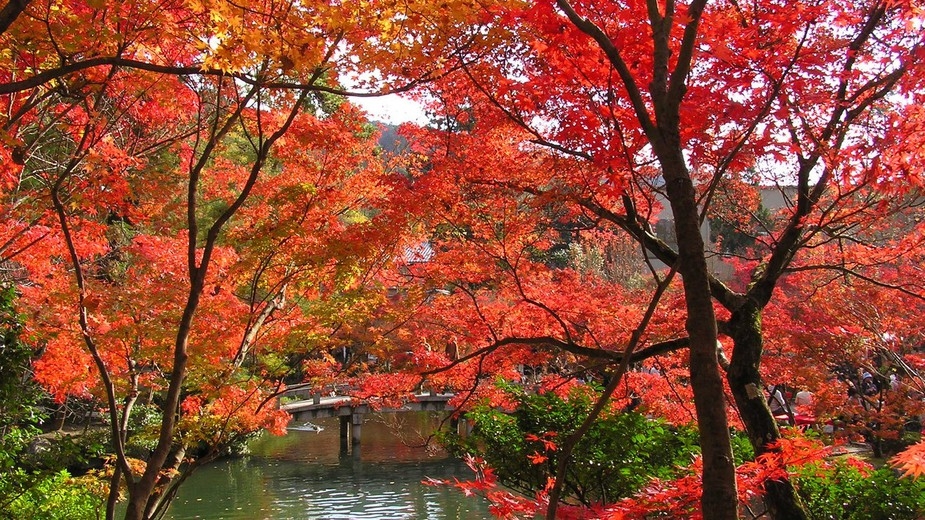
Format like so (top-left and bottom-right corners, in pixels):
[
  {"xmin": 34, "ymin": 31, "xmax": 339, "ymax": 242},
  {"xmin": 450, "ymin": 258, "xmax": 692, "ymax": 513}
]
[{"xmin": 165, "ymin": 413, "xmax": 492, "ymax": 519}]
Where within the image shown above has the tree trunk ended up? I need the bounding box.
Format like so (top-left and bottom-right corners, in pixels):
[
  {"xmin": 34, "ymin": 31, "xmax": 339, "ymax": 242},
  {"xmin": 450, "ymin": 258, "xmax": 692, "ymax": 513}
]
[
  {"xmin": 662, "ymin": 166, "xmax": 738, "ymax": 520},
  {"xmin": 726, "ymin": 301, "xmax": 808, "ymax": 520},
  {"xmin": 124, "ymin": 492, "xmax": 146, "ymax": 520}
]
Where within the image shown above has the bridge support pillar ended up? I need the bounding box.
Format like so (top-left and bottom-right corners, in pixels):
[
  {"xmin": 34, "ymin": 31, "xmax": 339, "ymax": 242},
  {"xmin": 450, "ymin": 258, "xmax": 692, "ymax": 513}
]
[
  {"xmin": 338, "ymin": 413, "xmax": 364, "ymax": 448},
  {"xmin": 339, "ymin": 416, "xmax": 349, "ymax": 453},
  {"xmin": 451, "ymin": 416, "xmax": 471, "ymax": 437},
  {"xmin": 458, "ymin": 417, "xmax": 471, "ymax": 437},
  {"xmin": 351, "ymin": 413, "xmax": 363, "ymax": 445}
]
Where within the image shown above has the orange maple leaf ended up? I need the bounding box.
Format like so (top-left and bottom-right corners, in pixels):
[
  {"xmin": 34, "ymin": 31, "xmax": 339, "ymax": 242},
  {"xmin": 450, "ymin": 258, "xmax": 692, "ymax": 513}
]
[
  {"xmin": 891, "ymin": 441, "xmax": 925, "ymax": 479},
  {"xmin": 527, "ymin": 452, "xmax": 548, "ymax": 465}
]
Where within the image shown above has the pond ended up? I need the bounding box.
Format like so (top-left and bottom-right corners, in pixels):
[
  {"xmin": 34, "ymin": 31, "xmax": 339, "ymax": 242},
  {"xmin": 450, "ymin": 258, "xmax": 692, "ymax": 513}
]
[{"xmin": 163, "ymin": 413, "xmax": 493, "ymax": 520}]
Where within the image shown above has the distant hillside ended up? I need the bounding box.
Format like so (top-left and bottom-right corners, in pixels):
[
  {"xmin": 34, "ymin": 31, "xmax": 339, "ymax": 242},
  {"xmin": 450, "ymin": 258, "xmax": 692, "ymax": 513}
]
[{"xmin": 375, "ymin": 122, "xmax": 409, "ymax": 156}]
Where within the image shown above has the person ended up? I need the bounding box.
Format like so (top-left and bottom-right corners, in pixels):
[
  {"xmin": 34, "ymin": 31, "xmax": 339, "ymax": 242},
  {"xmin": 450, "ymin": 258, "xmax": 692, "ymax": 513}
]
[
  {"xmin": 890, "ymin": 373, "xmax": 900, "ymax": 391},
  {"xmin": 862, "ymin": 372, "xmax": 879, "ymax": 396},
  {"xmin": 768, "ymin": 386, "xmax": 787, "ymax": 415},
  {"xmin": 795, "ymin": 390, "xmax": 813, "ymax": 407}
]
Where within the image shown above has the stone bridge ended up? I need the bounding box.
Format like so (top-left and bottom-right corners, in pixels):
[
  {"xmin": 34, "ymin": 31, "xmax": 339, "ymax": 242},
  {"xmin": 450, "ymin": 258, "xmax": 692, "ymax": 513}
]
[{"xmin": 281, "ymin": 391, "xmax": 463, "ymax": 447}]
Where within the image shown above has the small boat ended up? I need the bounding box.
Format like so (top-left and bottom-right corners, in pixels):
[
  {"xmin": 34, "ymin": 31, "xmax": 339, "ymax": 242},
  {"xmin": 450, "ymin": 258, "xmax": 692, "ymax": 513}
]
[{"xmin": 287, "ymin": 421, "xmax": 325, "ymax": 433}]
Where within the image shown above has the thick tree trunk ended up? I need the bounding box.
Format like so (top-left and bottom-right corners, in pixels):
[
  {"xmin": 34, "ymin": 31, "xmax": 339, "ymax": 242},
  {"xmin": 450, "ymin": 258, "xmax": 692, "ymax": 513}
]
[
  {"xmin": 662, "ymin": 167, "xmax": 738, "ymax": 520},
  {"xmin": 726, "ymin": 302, "xmax": 808, "ymax": 520}
]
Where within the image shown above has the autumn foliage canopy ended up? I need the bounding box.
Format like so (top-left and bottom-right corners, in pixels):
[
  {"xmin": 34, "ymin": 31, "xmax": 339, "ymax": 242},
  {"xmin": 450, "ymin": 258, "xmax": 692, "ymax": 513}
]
[{"xmin": 2, "ymin": 0, "xmax": 925, "ymax": 519}]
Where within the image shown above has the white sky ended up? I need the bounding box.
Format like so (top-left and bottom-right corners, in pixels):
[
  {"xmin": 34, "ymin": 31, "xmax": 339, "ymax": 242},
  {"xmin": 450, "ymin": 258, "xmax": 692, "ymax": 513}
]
[{"xmin": 351, "ymin": 93, "xmax": 428, "ymax": 125}]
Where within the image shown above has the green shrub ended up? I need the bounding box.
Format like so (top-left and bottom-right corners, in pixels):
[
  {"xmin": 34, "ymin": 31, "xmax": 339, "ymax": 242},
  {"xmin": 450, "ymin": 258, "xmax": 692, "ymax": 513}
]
[
  {"xmin": 1, "ymin": 426, "xmax": 105, "ymax": 520},
  {"xmin": 3, "ymin": 469, "xmax": 103, "ymax": 520},
  {"xmin": 442, "ymin": 382, "xmax": 703, "ymax": 506},
  {"xmin": 794, "ymin": 458, "xmax": 925, "ymax": 520},
  {"xmin": 0, "ymin": 284, "xmax": 46, "ymax": 429}
]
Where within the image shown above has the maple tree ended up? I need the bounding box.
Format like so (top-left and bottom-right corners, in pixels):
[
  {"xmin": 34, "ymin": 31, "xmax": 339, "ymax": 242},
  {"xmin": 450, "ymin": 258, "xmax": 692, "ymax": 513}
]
[
  {"xmin": 392, "ymin": 118, "xmax": 728, "ymax": 517},
  {"xmin": 0, "ymin": 1, "xmax": 502, "ymax": 519},
  {"xmin": 8, "ymin": 87, "xmax": 412, "ymax": 520},
  {"xmin": 2, "ymin": 0, "xmax": 925, "ymax": 519},
  {"xmin": 14, "ymin": 70, "xmax": 317, "ymax": 520},
  {"xmin": 395, "ymin": 0, "xmax": 925, "ymax": 518}
]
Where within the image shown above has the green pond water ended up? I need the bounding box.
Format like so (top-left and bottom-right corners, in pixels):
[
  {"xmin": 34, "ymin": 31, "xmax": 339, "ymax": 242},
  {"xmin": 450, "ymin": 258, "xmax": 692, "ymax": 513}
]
[{"xmin": 162, "ymin": 413, "xmax": 493, "ymax": 520}]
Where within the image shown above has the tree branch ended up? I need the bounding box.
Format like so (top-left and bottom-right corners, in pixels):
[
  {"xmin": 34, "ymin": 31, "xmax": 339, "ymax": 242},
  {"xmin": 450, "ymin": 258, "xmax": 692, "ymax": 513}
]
[
  {"xmin": 554, "ymin": 0, "xmax": 657, "ymax": 138},
  {"xmin": 0, "ymin": 0, "xmax": 30, "ymax": 36},
  {"xmin": 0, "ymin": 56, "xmax": 443, "ymax": 96}
]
